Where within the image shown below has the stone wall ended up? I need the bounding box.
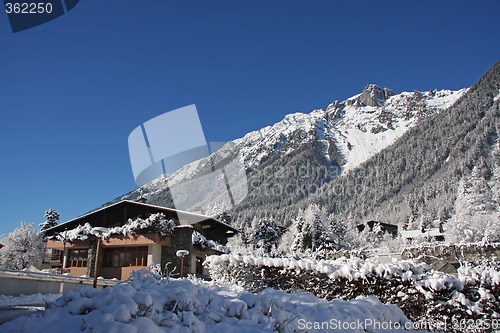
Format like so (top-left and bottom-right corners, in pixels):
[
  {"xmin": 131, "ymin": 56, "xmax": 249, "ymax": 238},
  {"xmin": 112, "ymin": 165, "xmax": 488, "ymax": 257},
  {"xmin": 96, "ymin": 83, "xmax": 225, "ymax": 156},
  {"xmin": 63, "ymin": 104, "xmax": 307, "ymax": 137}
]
[
  {"xmin": 86, "ymin": 239, "xmax": 98, "ymax": 278},
  {"xmin": 161, "ymin": 227, "xmax": 193, "ymax": 277}
]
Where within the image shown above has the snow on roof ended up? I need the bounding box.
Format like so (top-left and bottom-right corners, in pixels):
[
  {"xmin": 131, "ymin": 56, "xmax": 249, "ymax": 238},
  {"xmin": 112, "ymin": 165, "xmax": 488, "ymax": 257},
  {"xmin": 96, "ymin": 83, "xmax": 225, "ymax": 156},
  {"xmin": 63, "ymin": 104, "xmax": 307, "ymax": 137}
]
[
  {"xmin": 401, "ymin": 228, "xmax": 444, "ymax": 239},
  {"xmin": 121, "ymin": 200, "xmax": 238, "ymax": 231},
  {"xmin": 46, "ymin": 200, "xmax": 238, "ymax": 233}
]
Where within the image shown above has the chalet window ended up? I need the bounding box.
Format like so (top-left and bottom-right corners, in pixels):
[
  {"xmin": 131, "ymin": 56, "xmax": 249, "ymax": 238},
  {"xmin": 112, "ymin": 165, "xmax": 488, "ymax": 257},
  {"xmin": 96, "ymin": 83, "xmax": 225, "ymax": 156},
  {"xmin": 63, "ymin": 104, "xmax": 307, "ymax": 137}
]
[
  {"xmin": 103, "ymin": 247, "xmax": 148, "ymax": 267},
  {"xmin": 47, "ymin": 249, "xmax": 62, "ymax": 261},
  {"xmin": 68, "ymin": 249, "xmax": 88, "ymax": 267}
]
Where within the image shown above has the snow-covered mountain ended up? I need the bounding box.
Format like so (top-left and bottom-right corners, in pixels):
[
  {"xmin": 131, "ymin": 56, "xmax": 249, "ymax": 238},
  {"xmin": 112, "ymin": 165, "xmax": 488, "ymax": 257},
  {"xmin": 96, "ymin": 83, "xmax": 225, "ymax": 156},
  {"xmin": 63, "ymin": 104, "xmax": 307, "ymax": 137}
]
[
  {"xmin": 235, "ymin": 84, "xmax": 466, "ymax": 172},
  {"xmin": 114, "ymin": 84, "xmax": 467, "ymax": 217}
]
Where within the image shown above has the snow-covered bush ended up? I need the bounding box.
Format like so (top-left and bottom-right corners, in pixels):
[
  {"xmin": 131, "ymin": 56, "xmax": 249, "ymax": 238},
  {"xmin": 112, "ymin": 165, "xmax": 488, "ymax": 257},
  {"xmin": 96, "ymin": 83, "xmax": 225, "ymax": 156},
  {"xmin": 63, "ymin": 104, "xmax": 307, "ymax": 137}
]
[
  {"xmin": 149, "ymin": 262, "xmax": 178, "ymax": 281},
  {"xmin": 120, "ymin": 213, "xmax": 176, "ymax": 237},
  {"xmin": 225, "ymin": 232, "xmax": 252, "ymax": 255},
  {"xmin": 0, "ymin": 223, "xmax": 45, "ymax": 270},
  {"xmin": 377, "ymin": 232, "xmax": 406, "ymax": 254},
  {"xmin": 57, "ymin": 223, "xmax": 93, "ymax": 242},
  {"xmin": 454, "ymin": 260, "xmax": 500, "ymax": 315}
]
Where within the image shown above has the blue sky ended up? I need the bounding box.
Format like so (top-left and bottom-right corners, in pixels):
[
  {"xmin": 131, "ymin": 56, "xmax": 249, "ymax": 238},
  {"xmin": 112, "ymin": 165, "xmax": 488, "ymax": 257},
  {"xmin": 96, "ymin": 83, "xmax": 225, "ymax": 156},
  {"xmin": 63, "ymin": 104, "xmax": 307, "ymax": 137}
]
[{"xmin": 0, "ymin": 0, "xmax": 499, "ymax": 236}]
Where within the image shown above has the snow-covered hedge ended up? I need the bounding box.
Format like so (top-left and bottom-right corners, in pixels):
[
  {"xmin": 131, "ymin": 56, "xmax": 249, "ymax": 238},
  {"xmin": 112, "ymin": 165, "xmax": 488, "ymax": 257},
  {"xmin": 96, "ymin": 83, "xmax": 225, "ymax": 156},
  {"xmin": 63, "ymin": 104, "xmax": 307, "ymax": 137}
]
[
  {"xmin": 0, "ymin": 270, "xmax": 417, "ymax": 333},
  {"xmin": 205, "ymin": 255, "xmax": 500, "ymax": 332},
  {"xmin": 56, "ymin": 213, "xmax": 176, "ymax": 242}
]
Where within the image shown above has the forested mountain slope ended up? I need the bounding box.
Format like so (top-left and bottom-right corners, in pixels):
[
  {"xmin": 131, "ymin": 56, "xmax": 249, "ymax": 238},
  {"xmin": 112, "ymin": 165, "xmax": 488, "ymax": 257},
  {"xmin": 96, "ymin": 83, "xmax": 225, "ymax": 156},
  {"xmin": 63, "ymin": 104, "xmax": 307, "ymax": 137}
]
[{"xmin": 299, "ymin": 61, "xmax": 500, "ymax": 232}]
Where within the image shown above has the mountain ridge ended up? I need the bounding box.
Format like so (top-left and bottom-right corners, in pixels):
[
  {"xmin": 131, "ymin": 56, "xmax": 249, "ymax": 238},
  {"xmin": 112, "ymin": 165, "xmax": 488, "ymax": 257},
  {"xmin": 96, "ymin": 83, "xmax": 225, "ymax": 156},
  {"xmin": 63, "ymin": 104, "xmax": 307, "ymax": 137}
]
[{"xmin": 111, "ymin": 83, "xmax": 468, "ymax": 225}]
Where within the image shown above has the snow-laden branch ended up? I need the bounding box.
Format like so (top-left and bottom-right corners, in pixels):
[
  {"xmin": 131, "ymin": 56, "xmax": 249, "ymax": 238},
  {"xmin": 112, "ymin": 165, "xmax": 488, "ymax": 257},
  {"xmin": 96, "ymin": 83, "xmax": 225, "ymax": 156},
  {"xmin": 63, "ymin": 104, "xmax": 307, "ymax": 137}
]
[
  {"xmin": 55, "ymin": 213, "xmax": 175, "ymax": 242},
  {"xmin": 192, "ymin": 230, "xmax": 230, "ymax": 254}
]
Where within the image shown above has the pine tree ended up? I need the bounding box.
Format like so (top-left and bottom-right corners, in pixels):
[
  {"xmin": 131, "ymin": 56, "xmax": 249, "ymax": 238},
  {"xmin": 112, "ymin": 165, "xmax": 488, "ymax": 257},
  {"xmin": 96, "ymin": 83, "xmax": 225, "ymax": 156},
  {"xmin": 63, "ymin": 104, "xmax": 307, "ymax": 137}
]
[
  {"xmin": 216, "ymin": 211, "xmax": 232, "ymax": 224},
  {"xmin": 278, "ymin": 205, "xmax": 336, "ymax": 258},
  {"xmin": 447, "ymin": 166, "xmax": 499, "ymax": 243},
  {"xmin": 329, "ymin": 214, "xmax": 347, "ymax": 250},
  {"xmin": 40, "ymin": 208, "xmax": 60, "ymax": 233},
  {"xmin": 303, "ymin": 205, "xmax": 335, "ymax": 258},
  {"xmin": 419, "ymin": 214, "xmax": 433, "ymax": 233},
  {"xmin": 252, "ymin": 218, "xmax": 283, "ymax": 255},
  {"xmin": 290, "ymin": 210, "xmax": 307, "ymax": 254}
]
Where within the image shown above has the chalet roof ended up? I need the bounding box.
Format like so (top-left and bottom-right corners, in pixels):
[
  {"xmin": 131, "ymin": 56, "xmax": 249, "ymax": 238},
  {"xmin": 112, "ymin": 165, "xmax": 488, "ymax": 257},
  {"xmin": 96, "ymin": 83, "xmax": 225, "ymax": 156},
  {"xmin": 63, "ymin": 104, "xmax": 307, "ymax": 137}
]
[
  {"xmin": 357, "ymin": 220, "xmax": 398, "ymax": 228},
  {"xmin": 356, "ymin": 220, "xmax": 398, "ymax": 231},
  {"xmin": 44, "ymin": 200, "xmax": 238, "ymax": 236}
]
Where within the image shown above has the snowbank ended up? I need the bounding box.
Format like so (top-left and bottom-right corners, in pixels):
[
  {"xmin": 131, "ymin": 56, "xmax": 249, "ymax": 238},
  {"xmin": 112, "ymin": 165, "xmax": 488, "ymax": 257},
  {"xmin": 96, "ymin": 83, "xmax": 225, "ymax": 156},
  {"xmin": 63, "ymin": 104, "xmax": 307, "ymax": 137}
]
[
  {"xmin": 0, "ymin": 271, "xmax": 422, "ymax": 333},
  {"xmin": 0, "ymin": 293, "xmax": 60, "ymax": 308}
]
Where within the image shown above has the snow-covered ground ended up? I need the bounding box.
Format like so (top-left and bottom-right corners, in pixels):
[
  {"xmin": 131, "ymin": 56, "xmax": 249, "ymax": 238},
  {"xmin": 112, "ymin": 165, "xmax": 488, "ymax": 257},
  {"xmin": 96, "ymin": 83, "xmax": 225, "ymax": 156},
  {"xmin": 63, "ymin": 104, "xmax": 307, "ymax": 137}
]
[
  {"xmin": 0, "ymin": 294, "xmax": 61, "ymax": 325},
  {"xmin": 0, "ymin": 293, "xmax": 61, "ymax": 308},
  {"xmin": 0, "ymin": 270, "xmax": 428, "ymax": 333}
]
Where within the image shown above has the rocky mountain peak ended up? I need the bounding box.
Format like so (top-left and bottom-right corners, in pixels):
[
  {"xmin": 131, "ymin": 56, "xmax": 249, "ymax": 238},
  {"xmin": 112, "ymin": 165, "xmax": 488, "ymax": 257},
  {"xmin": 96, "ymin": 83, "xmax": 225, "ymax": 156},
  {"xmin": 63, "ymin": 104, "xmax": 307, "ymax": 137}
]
[
  {"xmin": 347, "ymin": 84, "xmax": 396, "ymax": 107},
  {"xmin": 361, "ymin": 84, "xmax": 395, "ymax": 106}
]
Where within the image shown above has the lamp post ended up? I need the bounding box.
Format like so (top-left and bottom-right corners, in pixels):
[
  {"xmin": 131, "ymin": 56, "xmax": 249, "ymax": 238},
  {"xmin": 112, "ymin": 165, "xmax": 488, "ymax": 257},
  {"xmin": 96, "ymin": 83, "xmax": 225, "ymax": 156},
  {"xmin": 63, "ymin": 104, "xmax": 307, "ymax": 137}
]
[
  {"xmin": 176, "ymin": 250, "xmax": 189, "ymax": 278},
  {"xmin": 90, "ymin": 227, "xmax": 109, "ymax": 288}
]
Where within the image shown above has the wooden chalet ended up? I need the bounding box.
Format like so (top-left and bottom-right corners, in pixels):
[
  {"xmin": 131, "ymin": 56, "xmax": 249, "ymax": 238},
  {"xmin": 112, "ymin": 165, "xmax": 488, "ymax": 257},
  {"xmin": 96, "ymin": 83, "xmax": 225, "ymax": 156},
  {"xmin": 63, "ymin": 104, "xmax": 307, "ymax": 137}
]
[
  {"xmin": 356, "ymin": 220, "xmax": 399, "ymax": 238},
  {"xmin": 44, "ymin": 200, "xmax": 237, "ymax": 280}
]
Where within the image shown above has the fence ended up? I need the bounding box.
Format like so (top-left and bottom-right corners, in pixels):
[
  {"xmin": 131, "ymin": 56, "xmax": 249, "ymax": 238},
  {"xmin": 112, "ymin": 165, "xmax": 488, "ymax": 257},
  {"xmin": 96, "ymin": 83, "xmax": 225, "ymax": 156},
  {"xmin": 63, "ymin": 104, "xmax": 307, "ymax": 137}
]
[{"xmin": 0, "ymin": 268, "xmax": 117, "ymax": 296}]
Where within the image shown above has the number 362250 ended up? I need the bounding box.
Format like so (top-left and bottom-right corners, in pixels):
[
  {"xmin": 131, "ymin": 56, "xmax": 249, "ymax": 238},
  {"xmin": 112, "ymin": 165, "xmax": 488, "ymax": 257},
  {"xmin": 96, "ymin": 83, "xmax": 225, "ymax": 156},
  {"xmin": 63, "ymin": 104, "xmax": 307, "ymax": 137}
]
[{"xmin": 5, "ymin": 2, "xmax": 53, "ymax": 14}]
